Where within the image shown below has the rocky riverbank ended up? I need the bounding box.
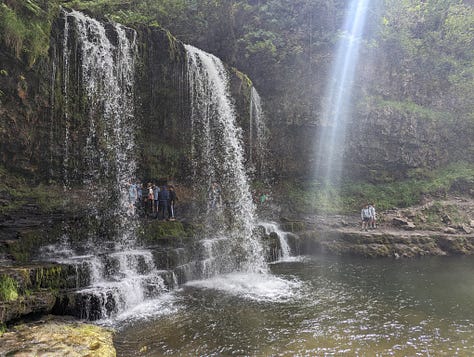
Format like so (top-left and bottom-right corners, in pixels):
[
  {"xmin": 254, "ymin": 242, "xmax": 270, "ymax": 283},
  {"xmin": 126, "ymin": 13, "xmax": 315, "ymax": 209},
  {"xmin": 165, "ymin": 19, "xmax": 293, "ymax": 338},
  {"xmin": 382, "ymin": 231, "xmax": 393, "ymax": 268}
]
[{"xmin": 279, "ymin": 196, "xmax": 474, "ymax": 258}]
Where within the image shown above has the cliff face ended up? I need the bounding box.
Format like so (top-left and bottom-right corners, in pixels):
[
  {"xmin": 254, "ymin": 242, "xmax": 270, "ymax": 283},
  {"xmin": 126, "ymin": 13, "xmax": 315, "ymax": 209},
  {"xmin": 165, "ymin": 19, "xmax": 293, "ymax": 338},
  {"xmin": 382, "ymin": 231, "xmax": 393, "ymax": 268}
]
[
  {"xmin": 0, "ymin": 45, "xmax": 51, "ymax": 180},
  {"xmin": 0, "ymin": 11, "xmax": 255, "ymax": 185},
  {"xmin": 1, "ymin": 5, "xmax": 472, "ymax": 187}
]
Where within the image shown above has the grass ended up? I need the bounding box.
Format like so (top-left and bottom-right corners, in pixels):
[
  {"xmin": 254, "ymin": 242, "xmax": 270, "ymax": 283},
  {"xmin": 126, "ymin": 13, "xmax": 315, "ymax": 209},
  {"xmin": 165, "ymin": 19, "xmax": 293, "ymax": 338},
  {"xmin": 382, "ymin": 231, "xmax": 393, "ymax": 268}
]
[
  {"xmin": 0, "ymin": 1, "xmax": 60, "ymax": 67},
  {"xmin": 282, "ymin": 162, "xmax": 474, "ymax": 214},
  {"xmin": 0, "ymin": 275, "xmax": 19, "ymax": 302},
  {"xmin": 362, "ymin": 96, "xmax": 455, "ymax": 123}
]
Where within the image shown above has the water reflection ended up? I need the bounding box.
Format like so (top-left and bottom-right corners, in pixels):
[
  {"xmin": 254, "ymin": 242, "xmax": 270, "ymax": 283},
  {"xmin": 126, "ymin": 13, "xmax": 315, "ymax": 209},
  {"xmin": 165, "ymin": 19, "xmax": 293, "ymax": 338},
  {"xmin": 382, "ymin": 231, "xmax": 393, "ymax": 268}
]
[{"xmin": 115, "ymin": 256, "xmax": 474, "ymax": 356}]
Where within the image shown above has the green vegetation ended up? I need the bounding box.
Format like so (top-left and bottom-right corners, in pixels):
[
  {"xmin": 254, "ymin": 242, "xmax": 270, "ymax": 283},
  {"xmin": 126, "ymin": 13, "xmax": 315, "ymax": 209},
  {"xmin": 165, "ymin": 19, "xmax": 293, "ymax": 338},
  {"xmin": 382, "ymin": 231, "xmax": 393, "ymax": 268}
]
[
  {"xmin": 0, "ymin": 275, "xmax": 19, "ymax": 302},
  {"xmin": 364, "ymin": 96, "xmax": 455, "ymax": 122},
  {"xmin": 0, "ymin": 0, "xmax": 60, "ymax": 67},
  {"xmin": 140, "ymin": 220, "xmax": 194, "ymax": 243},
  {"xmin": 283, "ymin": 162, "xmax": 474, "ymax": 214},
  {"xmin": 0, "ymin": 165, "xmax": 64, "ymax": 214}
]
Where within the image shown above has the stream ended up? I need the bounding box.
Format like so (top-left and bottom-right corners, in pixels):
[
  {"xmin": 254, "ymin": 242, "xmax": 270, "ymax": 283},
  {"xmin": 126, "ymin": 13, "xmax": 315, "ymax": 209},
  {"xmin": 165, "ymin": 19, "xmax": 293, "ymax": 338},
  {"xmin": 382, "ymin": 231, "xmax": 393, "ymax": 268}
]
[{"xmin": 114, "ymin": 255, "xmax": 474, "ymax": 356}]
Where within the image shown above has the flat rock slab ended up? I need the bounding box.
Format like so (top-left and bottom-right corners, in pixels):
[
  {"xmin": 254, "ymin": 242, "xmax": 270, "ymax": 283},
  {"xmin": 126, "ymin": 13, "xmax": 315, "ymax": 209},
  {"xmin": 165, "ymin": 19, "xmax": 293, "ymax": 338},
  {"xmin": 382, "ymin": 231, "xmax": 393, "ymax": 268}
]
[{"xmin": 0, "ymin": 317, "xmax": 116, "ymax": 356}]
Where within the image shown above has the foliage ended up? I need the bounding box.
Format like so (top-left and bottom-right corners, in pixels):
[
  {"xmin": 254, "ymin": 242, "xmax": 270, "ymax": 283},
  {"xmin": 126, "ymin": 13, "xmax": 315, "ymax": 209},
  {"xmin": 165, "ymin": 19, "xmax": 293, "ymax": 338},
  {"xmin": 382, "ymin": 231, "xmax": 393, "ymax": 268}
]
[
  {"xmin": 0, "ymin": 0, "xmax": 60, "ymax": 67},
  {"xmin": 0, "ymin": 275, "xmax": 19, "ymax": 302},
  {"xmin": 374, "ymin": 0, "xmax": 474, "ymax": 116},
  {"xmin": 283, "ymin": 162, "xmax": 474, "ymax": 214}
]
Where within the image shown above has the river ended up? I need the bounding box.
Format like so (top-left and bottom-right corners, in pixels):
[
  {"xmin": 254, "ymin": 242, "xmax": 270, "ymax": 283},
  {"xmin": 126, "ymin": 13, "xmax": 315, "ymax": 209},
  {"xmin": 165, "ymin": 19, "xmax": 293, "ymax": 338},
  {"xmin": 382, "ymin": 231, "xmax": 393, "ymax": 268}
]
[{"xmin": 114, "ymin": 255, "xmax": 474, "ymax": 356}]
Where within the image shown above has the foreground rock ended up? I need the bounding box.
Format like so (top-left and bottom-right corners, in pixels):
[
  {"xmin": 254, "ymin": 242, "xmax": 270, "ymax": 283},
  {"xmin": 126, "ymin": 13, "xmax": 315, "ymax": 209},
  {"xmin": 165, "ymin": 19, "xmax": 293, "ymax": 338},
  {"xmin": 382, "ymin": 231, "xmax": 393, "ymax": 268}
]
[{"xmin": 0, "ymin": 316, "xmax": 115, "ymax": 356}]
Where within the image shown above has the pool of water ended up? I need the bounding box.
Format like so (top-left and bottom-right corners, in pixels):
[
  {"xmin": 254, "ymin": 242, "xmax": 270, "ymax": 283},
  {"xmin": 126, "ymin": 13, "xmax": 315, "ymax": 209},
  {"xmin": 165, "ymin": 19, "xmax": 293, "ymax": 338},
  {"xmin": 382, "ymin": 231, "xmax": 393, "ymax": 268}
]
[{"xmin": 114, "ymin": 256, "xmax": 474, "ymax": 356}]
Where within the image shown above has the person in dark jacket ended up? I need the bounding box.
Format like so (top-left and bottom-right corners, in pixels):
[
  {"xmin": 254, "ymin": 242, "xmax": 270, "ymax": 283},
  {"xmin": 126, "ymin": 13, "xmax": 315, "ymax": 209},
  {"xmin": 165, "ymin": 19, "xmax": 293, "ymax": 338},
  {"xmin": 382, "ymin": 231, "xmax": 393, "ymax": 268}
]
[
  {"xmin": 158, "ymin": 186, "xmax": 170, "ymax": 220},
  {"xmin": 168, "ymin": 185, "xmax": 178, "ymax": 220}
]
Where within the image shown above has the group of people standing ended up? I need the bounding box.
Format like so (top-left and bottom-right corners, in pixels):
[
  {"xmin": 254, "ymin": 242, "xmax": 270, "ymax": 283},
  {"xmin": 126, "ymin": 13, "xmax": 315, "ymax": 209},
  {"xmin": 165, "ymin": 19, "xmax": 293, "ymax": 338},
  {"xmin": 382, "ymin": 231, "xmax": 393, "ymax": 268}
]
[
  {"xmin": 361, "ymin": 203, "xmax": 376, "ymax": 231},
  {"xmin": 128, "ymin": 181, "xmax": 178, "ymax": 220}
]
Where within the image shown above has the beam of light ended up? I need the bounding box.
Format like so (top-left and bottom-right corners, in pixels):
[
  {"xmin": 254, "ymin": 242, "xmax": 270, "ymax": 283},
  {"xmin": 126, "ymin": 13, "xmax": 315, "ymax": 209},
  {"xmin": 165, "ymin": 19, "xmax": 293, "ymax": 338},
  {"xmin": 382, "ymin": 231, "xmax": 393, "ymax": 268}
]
[{"xmin": 315, "ymin": 0, "xmax": 371, "ymax": 185}]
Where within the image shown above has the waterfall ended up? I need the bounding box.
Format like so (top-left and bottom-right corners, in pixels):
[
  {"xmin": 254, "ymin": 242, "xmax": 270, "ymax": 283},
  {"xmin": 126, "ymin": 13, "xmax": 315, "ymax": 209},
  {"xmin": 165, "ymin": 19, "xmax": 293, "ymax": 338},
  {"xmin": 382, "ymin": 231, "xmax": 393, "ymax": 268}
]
[
  {"xmin": 51, "ymin": 10, "xmax": 170, "ymax": 321},
  {"xmin": 259, "ymin": 222, "xmax": 293, "ymax": 260},
  {"xmin": 185, "ymin": 44, "xmax": 266, "ymax": 274},
  {"xmin": 62, "ymin": 10, "xmax": 137, "ymax": 244},
  {"xmin": 249, "ymin": 87, "xmax": 268, "ymax": 176}
]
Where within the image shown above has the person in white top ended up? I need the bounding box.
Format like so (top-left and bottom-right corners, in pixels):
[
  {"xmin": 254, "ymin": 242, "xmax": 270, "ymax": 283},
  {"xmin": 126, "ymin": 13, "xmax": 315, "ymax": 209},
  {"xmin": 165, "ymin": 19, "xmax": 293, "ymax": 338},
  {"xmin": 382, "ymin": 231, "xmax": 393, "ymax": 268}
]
[
  {"xmin": 361, "ymin": 204, "xmax": 371, "ymax": 231},
  {"xmin": 368, "ymin": 203, "xmax": 376, "ymax": 229}
]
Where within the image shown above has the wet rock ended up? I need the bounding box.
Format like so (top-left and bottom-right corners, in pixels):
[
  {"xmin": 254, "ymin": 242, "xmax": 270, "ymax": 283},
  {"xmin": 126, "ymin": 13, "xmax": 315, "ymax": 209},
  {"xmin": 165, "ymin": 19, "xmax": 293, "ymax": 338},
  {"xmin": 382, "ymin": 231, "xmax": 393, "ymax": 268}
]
[
  {"xmin": 461, "ymin": 225, "xmax": 472, "ymax": 234},
  {"xmin": 0, "ymin": 317, "xmax": 116, "ymax": 356},
  {"xmin": 443, "ymin": 227, "xmax": 458, "ymax": 234},
  {"xmin": 437, "ymin": 236, "xmax": 473, "ymax": 254},
  {"xmin": 441, "ymin": 213, "xmax": 452, "ymax": 225}
]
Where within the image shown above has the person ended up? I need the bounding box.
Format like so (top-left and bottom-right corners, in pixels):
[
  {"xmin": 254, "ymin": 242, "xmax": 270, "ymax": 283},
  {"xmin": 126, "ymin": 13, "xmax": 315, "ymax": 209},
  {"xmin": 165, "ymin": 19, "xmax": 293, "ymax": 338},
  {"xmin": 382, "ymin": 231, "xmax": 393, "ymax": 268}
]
[
  {"xmin": 128, "ymin": 180, "xmax": 137, "ymax": 216},
  {"xmin": 168, "ymin": 185, "xmax": 178, "ymax": 220},
  {"xmin": 153, "ymin": 183, "xmax": 160, "ymax": 215},
  {"xmin": 259, "ymin": 192, "xmax": 268, "ymax": 205},
  {"xmin": 147, "ymin": 182, "xmax": 154, "ymax": 215},
  {"xmin": 361, "ymin": 204, "xmax": 371, "ymax": 231},
  {"xmin": 158, "ymin": 185, "xmax": 170, "ymax": 220},
  {"xmin": 368, "ymin": 203, "xmax": 376, "ymax": 229}
]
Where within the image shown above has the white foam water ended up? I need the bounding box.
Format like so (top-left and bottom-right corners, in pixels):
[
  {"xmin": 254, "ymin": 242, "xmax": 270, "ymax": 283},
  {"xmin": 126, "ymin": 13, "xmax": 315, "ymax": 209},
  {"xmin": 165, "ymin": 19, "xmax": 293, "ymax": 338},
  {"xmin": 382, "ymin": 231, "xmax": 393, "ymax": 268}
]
[{"xmin": 186, "ymin": 272, "xmax": 302, "ymax": 303}]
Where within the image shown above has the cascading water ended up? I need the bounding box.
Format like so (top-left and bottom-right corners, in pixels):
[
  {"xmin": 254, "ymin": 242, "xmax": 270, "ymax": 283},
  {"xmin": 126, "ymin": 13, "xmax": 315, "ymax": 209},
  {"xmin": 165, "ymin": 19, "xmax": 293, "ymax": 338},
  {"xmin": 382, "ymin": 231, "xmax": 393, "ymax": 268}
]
[
  {"xmin": 249, "ymin": 87, "xmax": 268, "ymax": 176},
  {"xmin": 259, "ymin": 222, "xmax": 293, "ymax": 260},
  {"xmin": 69, "ymin": 10, "xmax": 137, "ymax": 235},
  {"xmin": 185, "ymin": 44, "xmax": 266, "ymax": 275},
  {"xmin": 47, "ymin": 10, "xmax": 169, "ymax": 321}
]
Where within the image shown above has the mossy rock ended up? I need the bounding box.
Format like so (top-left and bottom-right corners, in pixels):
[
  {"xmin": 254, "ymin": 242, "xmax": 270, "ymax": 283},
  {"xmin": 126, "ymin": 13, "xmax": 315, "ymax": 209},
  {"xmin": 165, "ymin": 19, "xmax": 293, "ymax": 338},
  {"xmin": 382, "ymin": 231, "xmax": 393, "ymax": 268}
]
[
  {"xmin": 0, "ymin": 275, "xmax": 19, "ymax": 302},
  {"xmin": 0, "ymin": 318, "xmax": 116, "ymax": 356},
  {"xmin": 139, "ymin": 220, "xmax": 194, "ymax": 243}
]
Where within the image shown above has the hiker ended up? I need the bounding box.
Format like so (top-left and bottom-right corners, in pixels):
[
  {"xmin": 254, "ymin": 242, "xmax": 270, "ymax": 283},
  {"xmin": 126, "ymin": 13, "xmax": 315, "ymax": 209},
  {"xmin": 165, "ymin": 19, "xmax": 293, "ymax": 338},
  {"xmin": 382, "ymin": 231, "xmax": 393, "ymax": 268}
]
[
  {"xmin": 168, "ymin": 185, "xmax": 178, "ymax": 220},
  {"xmin": 361, "ymin": 204, "xmax": 371, "ymax": 231},
  {"xmin": 368, "ymin": 203, "xmax": 376, "ymax": 229},
  {"xmin": 153, "ymin": 183, "xmax": 160, "ymax": 214},
  {"xmin": 260, "ymin": 192, "xmax": 268, "ymax": 205},
  {"xmin": 147, "ymin": 182, "xmax": 154, "ymax": 215},
  {"xmin": 158, "ymin": 185, "xmax": 170, "ymax": 220}
]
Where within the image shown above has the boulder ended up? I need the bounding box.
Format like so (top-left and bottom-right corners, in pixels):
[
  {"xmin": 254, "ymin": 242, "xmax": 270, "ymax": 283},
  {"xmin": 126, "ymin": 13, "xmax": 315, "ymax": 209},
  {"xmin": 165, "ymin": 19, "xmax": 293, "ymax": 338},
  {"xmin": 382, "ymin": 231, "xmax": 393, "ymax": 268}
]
[
  {"xmin": 461, "ymin": 225, "xmax": 472, "ymax": 234},
  {"xmin": 392, "ymin": 217, "xmax": 416, "ymax": 230}
]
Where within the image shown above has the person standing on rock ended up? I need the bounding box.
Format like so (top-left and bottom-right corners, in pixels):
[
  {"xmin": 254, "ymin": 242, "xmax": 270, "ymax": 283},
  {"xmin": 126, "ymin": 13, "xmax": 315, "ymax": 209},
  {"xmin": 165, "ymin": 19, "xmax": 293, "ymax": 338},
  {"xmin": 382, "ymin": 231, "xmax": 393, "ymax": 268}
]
[
  {"xmin": 158, "ymin": 185, "xmax": 170, "ymax": 220},
  {"xmin": 369, "ymin": 203, "xmax": 376, "ymax": 229},
  {"xmin": 153, "ymin": 183, "xmax": 160, "ymax": 215},
  {"xmin": 361, "ymin": 204, "xmax": 371, "ymax": 231},
  {"xmin": 168, "ymin": 185, "xmax": 178, "ymax": 220}
]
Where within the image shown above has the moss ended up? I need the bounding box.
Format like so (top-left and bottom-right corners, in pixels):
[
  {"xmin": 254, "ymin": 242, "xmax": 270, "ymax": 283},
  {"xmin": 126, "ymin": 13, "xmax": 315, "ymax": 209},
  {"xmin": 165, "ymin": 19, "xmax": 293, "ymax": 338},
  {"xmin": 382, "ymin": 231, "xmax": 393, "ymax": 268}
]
[
  {"xmin": 140, "ymin": 220, "xmax": 194, "ymax": 243},
  {"xmin": 0, "ymin": 323, "xmax": 6, "ymax": 336},
  {"xmin": 0, "ymin": 275, "xmax": 19, "ymax": 302}
]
